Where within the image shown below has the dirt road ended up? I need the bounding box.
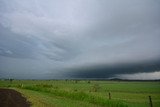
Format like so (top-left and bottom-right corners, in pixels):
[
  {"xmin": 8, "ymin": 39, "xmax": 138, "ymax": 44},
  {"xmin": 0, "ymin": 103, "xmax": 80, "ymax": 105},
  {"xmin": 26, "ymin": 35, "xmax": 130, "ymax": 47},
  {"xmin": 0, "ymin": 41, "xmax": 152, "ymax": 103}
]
[{"xmin": 0, "ymin": 88, "xmax": 31, "ymax": 107}]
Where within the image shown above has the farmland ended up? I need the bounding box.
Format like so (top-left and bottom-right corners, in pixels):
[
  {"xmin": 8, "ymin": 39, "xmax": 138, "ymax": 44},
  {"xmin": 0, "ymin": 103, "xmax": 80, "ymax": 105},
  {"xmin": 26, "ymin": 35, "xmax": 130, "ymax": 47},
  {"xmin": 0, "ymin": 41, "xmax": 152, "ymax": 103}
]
[{"xmin": 0, "ymin": 80, "xmax": 160, "ymax": 107}]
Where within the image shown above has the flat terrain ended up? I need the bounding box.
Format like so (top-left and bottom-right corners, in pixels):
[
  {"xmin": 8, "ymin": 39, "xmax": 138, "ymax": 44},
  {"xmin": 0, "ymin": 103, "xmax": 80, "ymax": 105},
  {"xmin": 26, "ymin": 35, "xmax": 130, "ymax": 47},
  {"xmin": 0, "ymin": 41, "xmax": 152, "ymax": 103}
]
[
  {"xmin": 0, "ymin": 80, "xmax": 160, "ymax": 107},
  {"xmin": 0, "ymin": 88, "xmax": 31, "ymax": 107}
]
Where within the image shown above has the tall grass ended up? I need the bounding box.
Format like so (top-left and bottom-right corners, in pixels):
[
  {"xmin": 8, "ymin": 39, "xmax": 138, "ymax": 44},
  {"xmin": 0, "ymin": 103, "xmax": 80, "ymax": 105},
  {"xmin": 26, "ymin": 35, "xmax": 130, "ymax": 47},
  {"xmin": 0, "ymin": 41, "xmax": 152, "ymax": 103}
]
[{"xmin": 21, "ymin": 85, "xmax": 128, "ymax": 107}]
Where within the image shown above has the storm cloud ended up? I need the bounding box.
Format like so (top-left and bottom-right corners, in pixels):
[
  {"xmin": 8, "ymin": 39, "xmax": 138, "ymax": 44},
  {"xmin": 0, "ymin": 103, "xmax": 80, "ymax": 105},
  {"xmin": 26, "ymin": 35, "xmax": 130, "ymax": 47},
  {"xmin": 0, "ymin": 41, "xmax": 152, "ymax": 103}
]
[{"xmin": 0, "ymin": 0, "xmax": 160, "ymax": 79}]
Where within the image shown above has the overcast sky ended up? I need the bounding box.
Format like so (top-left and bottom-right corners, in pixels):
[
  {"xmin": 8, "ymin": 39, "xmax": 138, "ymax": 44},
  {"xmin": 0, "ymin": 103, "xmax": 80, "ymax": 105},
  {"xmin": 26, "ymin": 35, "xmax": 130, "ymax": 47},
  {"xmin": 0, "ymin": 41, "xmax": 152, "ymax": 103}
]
[{"xmin": 0, "ymin": 0, "xmax": 160, "ymax": 79}]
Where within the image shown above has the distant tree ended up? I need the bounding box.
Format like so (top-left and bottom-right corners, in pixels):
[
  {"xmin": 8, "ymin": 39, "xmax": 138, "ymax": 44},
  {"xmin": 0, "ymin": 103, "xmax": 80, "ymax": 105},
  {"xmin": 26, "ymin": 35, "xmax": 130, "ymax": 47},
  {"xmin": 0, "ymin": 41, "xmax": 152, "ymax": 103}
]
[
  {"xmin": 87, "ymin": 81, "xmax": 91, "ymax": 84},
  {"xmin": 9, "ymin": 78, "xmax": 14, "ymax": 83}
]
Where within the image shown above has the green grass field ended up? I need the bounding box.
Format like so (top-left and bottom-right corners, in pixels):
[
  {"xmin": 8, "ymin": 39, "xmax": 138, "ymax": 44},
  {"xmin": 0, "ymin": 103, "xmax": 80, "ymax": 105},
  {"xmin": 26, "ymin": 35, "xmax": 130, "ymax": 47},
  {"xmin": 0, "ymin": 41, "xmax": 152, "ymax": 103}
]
[{"xmin": 0, "ymin": 80, "xmax": 160, "ymax": 107}]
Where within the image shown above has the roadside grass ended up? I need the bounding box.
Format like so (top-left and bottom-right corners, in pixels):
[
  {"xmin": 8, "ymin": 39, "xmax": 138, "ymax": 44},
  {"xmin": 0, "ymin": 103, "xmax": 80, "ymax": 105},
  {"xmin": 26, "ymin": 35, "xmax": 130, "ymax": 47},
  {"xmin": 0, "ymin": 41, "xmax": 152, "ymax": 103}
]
[
  {"xmin": 15, "ymin": 88, "xmax": 104, "ymax": 107},
  {"xmin": 20, "ymin": 85, "xmax": 127, "ymax": 107}
]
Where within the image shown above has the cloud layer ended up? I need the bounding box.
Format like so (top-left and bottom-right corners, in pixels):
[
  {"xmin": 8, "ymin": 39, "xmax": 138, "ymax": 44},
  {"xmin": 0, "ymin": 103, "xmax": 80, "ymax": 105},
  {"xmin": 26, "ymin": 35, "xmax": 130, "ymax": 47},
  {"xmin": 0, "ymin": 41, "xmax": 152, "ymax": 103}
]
[{"xmin": 0, "ymin": 0, "xmax": 160, "ymax": 79}]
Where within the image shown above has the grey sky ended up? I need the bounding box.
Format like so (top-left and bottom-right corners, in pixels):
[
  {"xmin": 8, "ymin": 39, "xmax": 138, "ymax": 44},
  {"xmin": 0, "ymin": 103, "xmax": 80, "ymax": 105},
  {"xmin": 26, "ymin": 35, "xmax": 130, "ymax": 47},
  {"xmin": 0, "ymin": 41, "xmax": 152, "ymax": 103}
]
[{"xmin": 0, "ymin": 0, "xmax": 160, "ymax": 79}]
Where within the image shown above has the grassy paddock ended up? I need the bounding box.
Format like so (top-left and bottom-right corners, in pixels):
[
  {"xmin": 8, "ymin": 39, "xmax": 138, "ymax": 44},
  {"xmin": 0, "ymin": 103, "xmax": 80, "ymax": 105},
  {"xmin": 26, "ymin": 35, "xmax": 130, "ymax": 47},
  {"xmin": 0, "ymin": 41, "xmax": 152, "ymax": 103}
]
[{"xmin": 0, "ymin": 80, "xmax": 160, "ymax": 107}]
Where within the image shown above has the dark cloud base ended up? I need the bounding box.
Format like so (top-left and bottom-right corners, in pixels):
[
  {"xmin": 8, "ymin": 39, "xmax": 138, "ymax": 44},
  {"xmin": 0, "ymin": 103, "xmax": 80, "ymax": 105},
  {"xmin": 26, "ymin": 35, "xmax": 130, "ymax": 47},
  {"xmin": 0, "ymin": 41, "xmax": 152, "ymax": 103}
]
[{"xmin": 65, "ymin": 60, "xmax": 160, "ymax": 79}]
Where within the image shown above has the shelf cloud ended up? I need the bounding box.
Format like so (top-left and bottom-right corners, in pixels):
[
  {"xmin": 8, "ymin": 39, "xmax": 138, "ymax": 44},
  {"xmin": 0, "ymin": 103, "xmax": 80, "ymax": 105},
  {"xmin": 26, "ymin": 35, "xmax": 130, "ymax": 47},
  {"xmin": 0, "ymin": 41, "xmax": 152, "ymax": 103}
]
[{"xmin": 0, "ymin": 0, "xmax": 160, "ymax": 79}]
